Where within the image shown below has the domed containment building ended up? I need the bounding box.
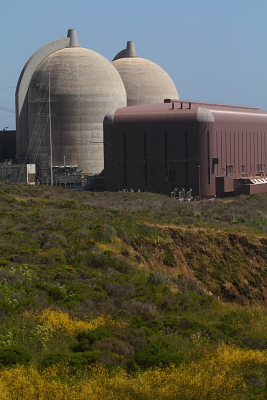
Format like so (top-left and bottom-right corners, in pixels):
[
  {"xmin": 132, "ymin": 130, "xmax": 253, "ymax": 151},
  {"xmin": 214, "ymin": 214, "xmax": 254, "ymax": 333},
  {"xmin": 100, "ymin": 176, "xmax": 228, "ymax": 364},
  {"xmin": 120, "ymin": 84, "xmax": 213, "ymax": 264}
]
[
  {"xmin": 16, "ymin": 30, "xmax": 127, "ymax": 185},
  {"xmin": 112, "ymin": 41, "xmax": 179, "ymax": 106},
  {"xmin": 15, "ymin": 31, "xmax": 180, "ymax": 187}
]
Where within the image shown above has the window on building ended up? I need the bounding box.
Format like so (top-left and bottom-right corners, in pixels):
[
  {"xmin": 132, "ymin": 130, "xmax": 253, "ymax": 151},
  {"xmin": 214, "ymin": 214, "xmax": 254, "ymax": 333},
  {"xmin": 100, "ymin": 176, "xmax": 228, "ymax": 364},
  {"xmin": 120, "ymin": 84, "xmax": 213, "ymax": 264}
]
[
  {"xmin": 241, "ymin": 165, "xmax": 246, "ymax": 172},
  {"xmin": 226, "ymin": 165, "xmax": 233, "ymax": 176},
  {"xmin": 257, "ymin": 164, "xmax": 265, "ymax": 173}
]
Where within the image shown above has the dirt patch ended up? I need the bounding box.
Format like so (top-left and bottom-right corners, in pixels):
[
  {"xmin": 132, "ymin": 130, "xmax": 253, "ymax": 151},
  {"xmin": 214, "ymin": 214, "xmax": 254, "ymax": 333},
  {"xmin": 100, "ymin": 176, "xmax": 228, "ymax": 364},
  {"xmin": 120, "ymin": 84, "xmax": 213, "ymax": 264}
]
[{"xmin": 130, "ymin": 225, "xmax": 267, "ymax": 306}]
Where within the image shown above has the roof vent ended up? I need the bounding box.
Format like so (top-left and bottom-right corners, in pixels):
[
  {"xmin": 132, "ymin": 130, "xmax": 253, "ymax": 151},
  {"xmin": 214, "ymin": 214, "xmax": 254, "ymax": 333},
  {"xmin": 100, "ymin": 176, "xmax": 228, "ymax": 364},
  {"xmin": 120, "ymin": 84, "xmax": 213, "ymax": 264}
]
[
  {"xmin": 125, "ymin": 41, "xmax": 137, "ymax": 57},
  {"xmin": 112, "ymin": 41, "xmax": 137, "ymax": 60},
  {"xmin": 67, "ymin": 29, "xmax": 79, "ymax": 47}
]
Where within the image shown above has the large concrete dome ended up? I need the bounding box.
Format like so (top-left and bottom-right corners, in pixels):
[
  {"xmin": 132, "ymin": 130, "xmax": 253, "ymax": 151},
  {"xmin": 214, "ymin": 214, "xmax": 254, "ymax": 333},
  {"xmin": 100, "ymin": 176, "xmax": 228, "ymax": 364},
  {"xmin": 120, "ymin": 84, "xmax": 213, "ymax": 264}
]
[
  {"xmin": 27, "ymin": 44, "xmax": 127, "ymax": 179},
  {"xmin": 112, "ymin": 41, "xmax": 179, "ymax": 106}
]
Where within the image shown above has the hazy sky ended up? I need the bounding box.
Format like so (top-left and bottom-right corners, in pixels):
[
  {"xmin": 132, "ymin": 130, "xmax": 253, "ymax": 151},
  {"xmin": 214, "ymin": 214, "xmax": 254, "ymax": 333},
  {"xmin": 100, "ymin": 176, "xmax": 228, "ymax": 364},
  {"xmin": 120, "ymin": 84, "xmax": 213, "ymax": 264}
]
[{"xmin": 0, "ymin": 0, "xmax": 266, "ymax": 130}]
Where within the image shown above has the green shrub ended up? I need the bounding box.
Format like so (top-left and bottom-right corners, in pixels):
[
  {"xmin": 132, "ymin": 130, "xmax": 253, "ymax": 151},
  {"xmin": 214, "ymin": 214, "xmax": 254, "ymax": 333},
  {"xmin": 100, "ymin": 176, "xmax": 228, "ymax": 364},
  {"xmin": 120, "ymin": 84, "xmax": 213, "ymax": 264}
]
[
  {"xmin": 147, "ymin": 271, "xmax": 171, "ymax": 285},
  {"xmin": 0, "ymin": 345, "xmax": 31, "ymax": 367},
  {"xmin": 239, "ymin": 335, "xmax": 267, "ymax": 350},
  {"xmin": 135, "ymin": 339, "xmax": 180, "ymax": 369},
  {"xmin": 73, "ymin": 326, "xmax": 115, "ymax": 352},
  {"xmin": 214, "ymin": 322, "xmax": 240, "ymax": 338},
  {"xmin": 68, "ymin": 351, "xmax": 99, "ymax": 367},
  {"xmin": 41, "ymin": 351, "xmax": 100, "ymax": 369},
  {"xmin": 129, "ymin": 315, "xmax": 145, "ymax": 328},
  {"xmin": 35, "ymin": 283, "xmax": 65, "ymax": 303},
  {"xmin": 161, "ymin": 316, "xmax": 180, "ymax": 334},
  {"xmin": 125, "ymin": 357, "xmax": 142, "ymax": 373},
  {"xmin": 40, "ymin": 352, "xmax": 68, "ymax": 368},
  {"xmin": 177, "ymin": 316, "xmax": 204, "ymax": 335}
]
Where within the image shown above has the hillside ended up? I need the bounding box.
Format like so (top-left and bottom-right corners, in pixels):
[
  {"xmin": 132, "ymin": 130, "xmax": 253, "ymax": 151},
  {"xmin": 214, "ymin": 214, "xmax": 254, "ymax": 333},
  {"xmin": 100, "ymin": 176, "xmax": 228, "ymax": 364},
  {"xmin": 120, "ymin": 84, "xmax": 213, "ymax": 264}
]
[{"xmin": 1, "ymin": 181, "xmax": 267, "ymax": 399}]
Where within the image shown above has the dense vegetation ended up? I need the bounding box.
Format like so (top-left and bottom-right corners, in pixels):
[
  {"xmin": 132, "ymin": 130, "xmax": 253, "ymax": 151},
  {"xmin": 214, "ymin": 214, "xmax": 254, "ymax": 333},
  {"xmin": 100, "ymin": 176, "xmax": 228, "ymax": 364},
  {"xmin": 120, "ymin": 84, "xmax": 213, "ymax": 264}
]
[{"xmin": 1, "ymin": 181, "xmax": 267, "ymax": 399}]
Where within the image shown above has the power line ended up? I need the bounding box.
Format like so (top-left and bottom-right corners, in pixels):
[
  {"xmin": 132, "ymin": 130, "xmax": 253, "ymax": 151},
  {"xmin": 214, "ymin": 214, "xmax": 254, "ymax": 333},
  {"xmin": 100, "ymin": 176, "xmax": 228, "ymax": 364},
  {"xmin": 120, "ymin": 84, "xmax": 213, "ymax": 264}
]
[{"xmin": 0, "ymin": 106, "xmax": 15, "ymax": 113}]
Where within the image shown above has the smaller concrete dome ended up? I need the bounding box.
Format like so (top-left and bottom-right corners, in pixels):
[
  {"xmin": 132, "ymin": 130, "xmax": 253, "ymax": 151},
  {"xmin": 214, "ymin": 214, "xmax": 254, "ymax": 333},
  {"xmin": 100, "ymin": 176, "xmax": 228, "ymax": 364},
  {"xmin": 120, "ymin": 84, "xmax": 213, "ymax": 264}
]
[{"xmin": 112, "ymin": 41, "xmax": 179, "ymax": 106}]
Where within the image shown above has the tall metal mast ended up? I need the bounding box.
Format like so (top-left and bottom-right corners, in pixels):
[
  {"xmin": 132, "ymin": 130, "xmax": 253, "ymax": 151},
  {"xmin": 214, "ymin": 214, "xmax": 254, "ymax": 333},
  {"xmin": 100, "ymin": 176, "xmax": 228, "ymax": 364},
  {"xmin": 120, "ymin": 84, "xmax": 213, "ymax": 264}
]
[{"xmin": 48, "ymin": 70, "xmax": 53, "ymax": 186}]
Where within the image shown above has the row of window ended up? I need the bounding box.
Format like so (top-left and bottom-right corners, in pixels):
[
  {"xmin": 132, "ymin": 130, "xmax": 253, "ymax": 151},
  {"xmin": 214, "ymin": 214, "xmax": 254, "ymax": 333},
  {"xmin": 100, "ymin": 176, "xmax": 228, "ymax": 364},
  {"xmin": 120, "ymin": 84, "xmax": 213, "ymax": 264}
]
[
  {"xmin": 226, "ymin": 164, "xmax": 265, "ymax": 175},
  {"xmin": 166, "ymin": 163, "xmax": 266, "ymax": 182}
]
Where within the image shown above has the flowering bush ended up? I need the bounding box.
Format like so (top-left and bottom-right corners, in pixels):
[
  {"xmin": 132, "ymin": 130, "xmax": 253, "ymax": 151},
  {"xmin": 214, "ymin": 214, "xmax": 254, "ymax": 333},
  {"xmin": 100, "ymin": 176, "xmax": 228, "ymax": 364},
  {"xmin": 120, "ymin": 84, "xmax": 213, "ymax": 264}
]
[
  {"xmin": 1, "ymin": 344, "xmax": 267, "ymax": 399},
  {"xmin": 25, "ymin": 308, "xmax": 126, "ymax": 334}
]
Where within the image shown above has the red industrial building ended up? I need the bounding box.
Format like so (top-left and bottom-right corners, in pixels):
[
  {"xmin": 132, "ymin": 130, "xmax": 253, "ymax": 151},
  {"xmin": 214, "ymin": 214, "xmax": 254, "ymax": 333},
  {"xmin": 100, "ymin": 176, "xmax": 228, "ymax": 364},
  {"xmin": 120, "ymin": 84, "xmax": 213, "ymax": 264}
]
[
  {"xmin": 104, "ymin": 100, "xmax": 267, "ymax": 198},
  {"xmin": 0, "ymin": 130, "xmax": 16, "ymax": 163}
]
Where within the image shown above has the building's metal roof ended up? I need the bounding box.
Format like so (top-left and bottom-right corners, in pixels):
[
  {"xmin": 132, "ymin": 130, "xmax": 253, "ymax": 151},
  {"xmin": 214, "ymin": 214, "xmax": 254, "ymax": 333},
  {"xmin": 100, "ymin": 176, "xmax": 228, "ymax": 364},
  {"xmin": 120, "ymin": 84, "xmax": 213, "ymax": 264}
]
[{"xmin": 105, "ymin": 100, "xmax": 267, "ymax": 125}]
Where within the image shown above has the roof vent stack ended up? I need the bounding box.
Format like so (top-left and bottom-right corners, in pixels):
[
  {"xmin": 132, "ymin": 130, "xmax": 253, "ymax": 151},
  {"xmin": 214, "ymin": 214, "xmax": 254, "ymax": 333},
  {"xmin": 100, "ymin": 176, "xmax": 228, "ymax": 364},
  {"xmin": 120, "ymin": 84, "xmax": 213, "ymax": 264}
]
[
  {"xmin": 126, "ymin": 41, "xmax": 137, "ymax": 57},
  {"xmin": 67, "ymin": 29, "xmax": 79, "ymax": 47}
]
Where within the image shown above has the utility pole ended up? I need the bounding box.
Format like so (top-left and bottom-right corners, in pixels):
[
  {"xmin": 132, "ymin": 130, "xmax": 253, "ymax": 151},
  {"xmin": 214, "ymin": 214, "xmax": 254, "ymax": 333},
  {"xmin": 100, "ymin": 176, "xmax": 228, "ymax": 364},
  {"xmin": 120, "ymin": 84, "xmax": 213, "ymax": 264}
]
[
  {"xmin": 48, "ymin": 70, "xmax": 53, "ymax": 187},
  {"xmin": 198, "ymin": 165, "xmax": 201, "ymax": 200}
]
